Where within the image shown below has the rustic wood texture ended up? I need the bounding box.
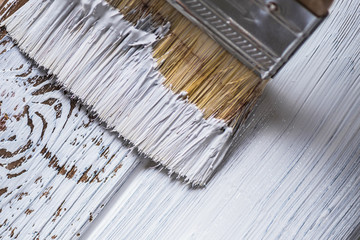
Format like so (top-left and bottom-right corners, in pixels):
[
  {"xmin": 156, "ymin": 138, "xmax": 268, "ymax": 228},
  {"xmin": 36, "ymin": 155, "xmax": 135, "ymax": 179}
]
[
  {"xmin": 83, "ymin": 0, "xmax": 360, "ymax": 239},
  {"xmin": 0, "ymin": 0, "xmax": 359, "ymax": 239},
  {"xmin": 0, "ymin": 29, "xmax": 139, "ymax": 239}
]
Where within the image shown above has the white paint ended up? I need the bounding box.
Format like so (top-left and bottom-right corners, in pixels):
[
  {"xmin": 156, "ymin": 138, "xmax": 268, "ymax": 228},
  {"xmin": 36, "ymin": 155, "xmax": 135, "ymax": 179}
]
[
  {"xmin": 0, "ymin": 35, "xmax": 140, "ymax": 239},
  {"xmin": 82, "ymin": 0, "xmax": 360, "ymax": 239},
  {"xmin": 1, "ymin": 0, "xmax": 233, "ymax": 186},
  {"xmin": 2, "ymin": 0, "xmax": 359, "ymax": 238}
]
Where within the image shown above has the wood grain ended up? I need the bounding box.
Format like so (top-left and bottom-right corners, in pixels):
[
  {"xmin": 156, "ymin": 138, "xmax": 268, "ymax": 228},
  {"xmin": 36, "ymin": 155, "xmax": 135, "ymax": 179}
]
[
  {"xmin": 0, "ymin": 28, "xmax": 139, "ymax": 239},
  {"xmin": 0, "ymin": 0, "xmax": 359, "ymax": 238},
  {"xmin": 83, "ymin": 0, "xmax": 360, "ymax": 239}
]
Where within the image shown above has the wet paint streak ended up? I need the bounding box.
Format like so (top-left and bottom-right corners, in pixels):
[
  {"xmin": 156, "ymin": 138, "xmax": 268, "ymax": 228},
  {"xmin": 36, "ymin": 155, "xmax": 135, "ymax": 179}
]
[{"xmin": 83, "ymin": 0, "xmax": 360, "ymax": 239}]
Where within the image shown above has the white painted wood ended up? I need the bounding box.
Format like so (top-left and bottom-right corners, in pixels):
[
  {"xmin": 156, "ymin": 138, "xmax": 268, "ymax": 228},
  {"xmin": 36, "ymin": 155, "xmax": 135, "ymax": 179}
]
[
  {"xmin": 0, "ymin": 31, "xmax": 139, "ymax": 239},
  {"xmin": 83, "ymin": 0, "xmax": 360, "ymax": 239}
]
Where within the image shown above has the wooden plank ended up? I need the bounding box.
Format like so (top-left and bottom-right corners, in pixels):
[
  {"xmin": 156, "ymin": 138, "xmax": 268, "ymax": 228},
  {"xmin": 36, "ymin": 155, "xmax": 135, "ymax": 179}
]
[
  {"xmin": 0, "ymin": 29, "xmax": 139, "ymax": 239},
  {"xmin": 83, "ymin": 0, "xmax": 360, "ymax": 239}
]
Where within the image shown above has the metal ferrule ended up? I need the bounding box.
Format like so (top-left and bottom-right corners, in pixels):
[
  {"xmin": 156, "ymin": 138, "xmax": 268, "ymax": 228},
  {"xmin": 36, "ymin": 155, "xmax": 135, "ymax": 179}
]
[{"xmin": 167, "ymin": 0, "xmax": 323, "ymax": 79}]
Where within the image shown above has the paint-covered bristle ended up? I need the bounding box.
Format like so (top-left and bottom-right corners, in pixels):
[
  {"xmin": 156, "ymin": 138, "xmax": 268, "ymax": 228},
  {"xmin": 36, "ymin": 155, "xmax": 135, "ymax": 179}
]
[
  {"xmin": 1, "ymin": 0, "xmax": 267, "ymax": 185},
  {"xmin": 110, "ymin": 0, "xmax": 267, "ymax": 126}
]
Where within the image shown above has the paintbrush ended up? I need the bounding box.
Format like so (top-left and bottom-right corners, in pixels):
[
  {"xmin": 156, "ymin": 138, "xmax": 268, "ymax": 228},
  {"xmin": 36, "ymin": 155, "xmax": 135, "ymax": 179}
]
[{"xmin": 0, "ymin": 0, "xmax": 332, "ymax": 186}]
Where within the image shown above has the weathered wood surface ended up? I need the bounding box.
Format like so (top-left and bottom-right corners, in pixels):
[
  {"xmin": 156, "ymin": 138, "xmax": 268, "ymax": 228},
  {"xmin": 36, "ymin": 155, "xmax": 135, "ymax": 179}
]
[
  {"xmin": 83, "ymin": 0, "xmax": 360, "ymax": 239},
  {"xmin": 0, "ymin": 29, "xmax": 139, "ymax": 239},
  {"xmin": 0, "ymin": 0, "xmax": 359, "ymax": 239}
]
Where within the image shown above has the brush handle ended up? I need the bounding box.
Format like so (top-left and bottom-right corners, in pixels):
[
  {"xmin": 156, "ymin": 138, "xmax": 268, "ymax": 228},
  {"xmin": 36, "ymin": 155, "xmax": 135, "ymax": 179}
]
[
  {"xmin": 297, "ymin": 0, "xmax": 334, "ymax": 16},
  {"xmin": 0, "ymin": 0, "xmax": 334, "ymax": 20}
]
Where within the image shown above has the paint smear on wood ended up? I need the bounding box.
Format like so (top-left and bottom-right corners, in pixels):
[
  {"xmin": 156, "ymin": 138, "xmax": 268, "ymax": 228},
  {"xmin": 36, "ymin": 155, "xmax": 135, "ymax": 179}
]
[{"xmin": 0, "ymin": 28, "xmax": 139, "ymax": 239}]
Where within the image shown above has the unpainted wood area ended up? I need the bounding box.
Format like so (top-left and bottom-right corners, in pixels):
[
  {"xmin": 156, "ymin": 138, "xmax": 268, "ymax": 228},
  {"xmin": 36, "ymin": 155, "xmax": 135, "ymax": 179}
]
[{"xmin": 0, "ymin": 29, "xmax": 139, "ymax": 239}]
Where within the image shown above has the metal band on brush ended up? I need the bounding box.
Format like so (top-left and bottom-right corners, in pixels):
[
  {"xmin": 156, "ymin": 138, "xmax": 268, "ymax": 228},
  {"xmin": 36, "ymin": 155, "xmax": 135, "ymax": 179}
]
[{"xmin": 167, "ymin": 0, "xmax": 323, "ymax": 79}]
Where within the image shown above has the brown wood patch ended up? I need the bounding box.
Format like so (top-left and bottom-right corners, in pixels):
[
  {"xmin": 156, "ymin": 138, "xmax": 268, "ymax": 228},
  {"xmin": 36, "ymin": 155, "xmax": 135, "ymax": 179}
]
[{"xmin": 0, "ymin": 29, "xmax": 139, "ymax": 239}]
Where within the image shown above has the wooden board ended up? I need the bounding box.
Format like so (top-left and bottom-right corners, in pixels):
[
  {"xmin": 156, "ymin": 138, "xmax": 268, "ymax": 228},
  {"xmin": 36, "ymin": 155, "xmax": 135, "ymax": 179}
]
[
  {"xmin": 0, "ymin": 29, "xmax": 140, "ymax": 239},
  {"xmin": 0, "ymin": 0, "xmax": 359, "ymax": 239},
  {"xmin": 82, "ymin": 0, "xmax": 360, "ymax": 239}
]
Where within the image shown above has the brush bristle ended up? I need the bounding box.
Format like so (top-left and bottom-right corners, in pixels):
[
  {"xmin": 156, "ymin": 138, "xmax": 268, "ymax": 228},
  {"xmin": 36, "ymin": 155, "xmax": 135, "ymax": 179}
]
[
  {"xmin": 110, "ymin": 0, "xmax": 267, "ymax": 127},
  {"xmin": 0, "ymin": 0, "xmax": 267, "ymax": 185}
]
